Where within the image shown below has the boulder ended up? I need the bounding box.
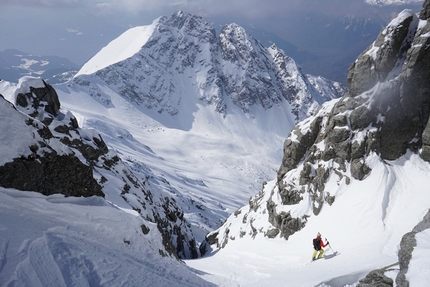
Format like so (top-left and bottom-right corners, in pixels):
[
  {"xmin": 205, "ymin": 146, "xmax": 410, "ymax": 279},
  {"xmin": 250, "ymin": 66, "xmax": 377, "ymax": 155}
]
[{"xmin": 16, "ymin": 79, "xmax": 61, "ymax": 116}]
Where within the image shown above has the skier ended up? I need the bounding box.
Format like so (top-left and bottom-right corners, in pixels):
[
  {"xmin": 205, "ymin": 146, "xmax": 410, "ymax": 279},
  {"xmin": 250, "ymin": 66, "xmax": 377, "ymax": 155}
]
[{"xmin": 312, "ymin": 232, "xmax": 329, "ymax": 261}]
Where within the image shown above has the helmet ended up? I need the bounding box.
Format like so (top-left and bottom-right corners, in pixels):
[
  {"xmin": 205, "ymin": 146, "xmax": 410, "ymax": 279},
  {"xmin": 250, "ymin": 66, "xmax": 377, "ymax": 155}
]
[{"xmin": 317, "ymin": 232, "xmax": 321, "ymax": 237}]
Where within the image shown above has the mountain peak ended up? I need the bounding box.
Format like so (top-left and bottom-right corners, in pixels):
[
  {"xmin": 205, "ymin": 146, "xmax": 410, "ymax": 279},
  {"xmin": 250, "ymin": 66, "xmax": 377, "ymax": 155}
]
[{"xmin": 71, "ymin": 11, "xmax": 345, "ymax": 129}]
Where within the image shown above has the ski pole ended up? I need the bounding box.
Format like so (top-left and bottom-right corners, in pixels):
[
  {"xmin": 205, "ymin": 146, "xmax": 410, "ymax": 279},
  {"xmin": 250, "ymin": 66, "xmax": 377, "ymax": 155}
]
[{"xmin": 325, "ymin": 238, "xmax": 334, "ymax": 253}]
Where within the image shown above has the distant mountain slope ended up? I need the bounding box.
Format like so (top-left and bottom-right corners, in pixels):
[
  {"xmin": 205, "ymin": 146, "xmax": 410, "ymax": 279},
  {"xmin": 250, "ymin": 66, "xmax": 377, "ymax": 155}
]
[{"xmin": 0, "ymin": 49, "xmax": 78, "ymax": 84}]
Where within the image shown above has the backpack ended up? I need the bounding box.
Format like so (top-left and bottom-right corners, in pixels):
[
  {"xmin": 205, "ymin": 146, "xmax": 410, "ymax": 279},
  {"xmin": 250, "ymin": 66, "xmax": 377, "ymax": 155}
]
[{"xmin": 313, "ymin": 238, "xmax": 321, "ymax": 250}]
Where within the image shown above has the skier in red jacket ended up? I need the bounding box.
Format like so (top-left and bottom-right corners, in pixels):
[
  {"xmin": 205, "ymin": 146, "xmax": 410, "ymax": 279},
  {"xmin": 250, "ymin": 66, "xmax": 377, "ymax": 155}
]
[{"xmin": 312, "ymin": 232, "xmax": 329, "ymax": 261}]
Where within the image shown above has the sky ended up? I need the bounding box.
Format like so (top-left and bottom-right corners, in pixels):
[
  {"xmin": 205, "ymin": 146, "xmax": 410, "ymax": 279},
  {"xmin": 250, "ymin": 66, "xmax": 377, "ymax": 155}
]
[{"xmin": 0, "ymin": 0, "xmax": 424, "ymax": 66}]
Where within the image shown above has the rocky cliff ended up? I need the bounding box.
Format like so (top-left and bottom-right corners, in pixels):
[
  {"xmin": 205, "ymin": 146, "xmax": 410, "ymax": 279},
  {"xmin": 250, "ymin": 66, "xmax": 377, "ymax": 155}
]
[{"xmin": 205, "ymin": 0, "xmax": 430, "ymax": 267}]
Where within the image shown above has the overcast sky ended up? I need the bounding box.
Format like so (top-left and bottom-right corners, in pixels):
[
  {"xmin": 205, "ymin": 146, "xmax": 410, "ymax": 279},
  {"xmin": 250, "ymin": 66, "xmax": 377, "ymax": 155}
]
[{"xmin": 0, "ymin": 0, "xmax": 424, "ymax": 65}]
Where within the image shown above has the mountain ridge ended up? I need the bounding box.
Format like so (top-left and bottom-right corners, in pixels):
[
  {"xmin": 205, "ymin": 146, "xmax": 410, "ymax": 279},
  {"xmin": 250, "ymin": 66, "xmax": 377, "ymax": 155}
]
[{"xmin": 71, "ymin": 11, "xmax": 346, "ymax": 124}]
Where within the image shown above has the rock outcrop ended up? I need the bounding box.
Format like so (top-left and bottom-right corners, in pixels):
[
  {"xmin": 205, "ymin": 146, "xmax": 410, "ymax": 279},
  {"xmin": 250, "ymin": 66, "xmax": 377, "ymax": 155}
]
[
  {"xmin": 270, "ymin": 3, "xmax": 430, "ymax": 240},
  {"xmin": 0, "ymin": 78, "xmax": 104, "ymax": 197},
  {"xmin": 357, "ymin": 268, "xmax": 394, "ymax": 287},
  {"xmin": 395, "ymin": 209, "xmax": 430, "ymax": 287}
]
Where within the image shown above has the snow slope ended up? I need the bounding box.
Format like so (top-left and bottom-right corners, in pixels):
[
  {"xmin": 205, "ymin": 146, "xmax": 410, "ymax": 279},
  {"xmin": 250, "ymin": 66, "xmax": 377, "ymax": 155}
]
[
  {"xmin": 0, "ymin": 188, "xmax": 212, "ymax": 287},
  {"xmin": 55, "ymin": 80, "xmax": 291, "ymax": 238},
  {"xmin": 186, "ymin": 152, "xmax": 430, "ymax": 286},
  {"xmin": 75, "ymin": 20, "xmax": 159, "ymax": 77}
]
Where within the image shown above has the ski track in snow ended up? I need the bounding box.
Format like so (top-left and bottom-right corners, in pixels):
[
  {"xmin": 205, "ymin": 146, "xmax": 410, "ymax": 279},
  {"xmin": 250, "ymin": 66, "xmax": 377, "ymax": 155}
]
[
  {"xmin": 0, "ymin": 238, "xmax": 9, "ymax": 275},
  {"xmin": 0, "ymin": 189, "xmax": 214, "ymax": 287}
]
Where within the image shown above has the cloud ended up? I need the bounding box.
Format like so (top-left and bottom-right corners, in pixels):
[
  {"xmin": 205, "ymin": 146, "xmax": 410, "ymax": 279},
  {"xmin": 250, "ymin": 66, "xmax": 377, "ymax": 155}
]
[
  {"xmin": 100, "ymin": 0, "xmax": 382, "ymax": 19},
  {"xmin": 2, "ymin": 0, "xmax": 423, "ymax": 19},
  {"xmin": 2, "ymin": 0, "xmax": 87, "ymax": 8},
  {"xmin": 66, "ymin": 28, "xmax": 83, "ymax": 36}
]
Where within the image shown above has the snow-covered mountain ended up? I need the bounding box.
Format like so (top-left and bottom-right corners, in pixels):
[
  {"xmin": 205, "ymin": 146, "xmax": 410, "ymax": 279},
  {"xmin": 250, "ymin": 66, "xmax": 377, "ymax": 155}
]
[
  {"xmin": 73, "ymin": 11, "xmax": 345, "ymax": 123},
  {"xmin": 198, "ymin": 3, "xmax": 430, "ymax": 286},
  {"xmin": 0, "ymin": 10, "xmax": 345, "ymax": 286},
  {"xmin": 0, "ymin": 49, "xmax": 78, "ymax": 84}
]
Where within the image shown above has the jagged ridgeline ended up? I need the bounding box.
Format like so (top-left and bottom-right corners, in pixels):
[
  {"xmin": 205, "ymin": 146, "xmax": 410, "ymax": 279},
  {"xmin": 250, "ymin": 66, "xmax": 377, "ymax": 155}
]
[
  {"xmin": 73, "ymin": 11, "xmax": 345, "ymax": 124},
  {"xmin": 205, "ymin": 1, "xmax": 430, "ymax": 250}
]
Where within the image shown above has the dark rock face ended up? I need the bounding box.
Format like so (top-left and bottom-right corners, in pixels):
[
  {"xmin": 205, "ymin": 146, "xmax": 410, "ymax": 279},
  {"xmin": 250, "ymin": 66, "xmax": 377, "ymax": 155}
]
[
  {"xmin": 348, "ymin": 12, "xmax": 418, "ymax": 97},
  {"xmin": 357, "ymin": 269, "xmax": 393, "ymax": 287},
  {"xmin": 0, "ymin": 154, "xmax": 103, "ymax": 197},
  {"xmin": 274, "ymin": 4, "xmax": 430, "ymax": 229},
  {"xmin": 267, "ymin": 200, "xmax": 303, "ymax": 240}
]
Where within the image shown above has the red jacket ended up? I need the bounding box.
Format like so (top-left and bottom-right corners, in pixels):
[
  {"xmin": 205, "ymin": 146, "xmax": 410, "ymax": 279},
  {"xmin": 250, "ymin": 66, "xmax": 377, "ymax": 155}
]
[{"xmin": 314, "ymin": 237, "xmax": 328, "ymax": 250}]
